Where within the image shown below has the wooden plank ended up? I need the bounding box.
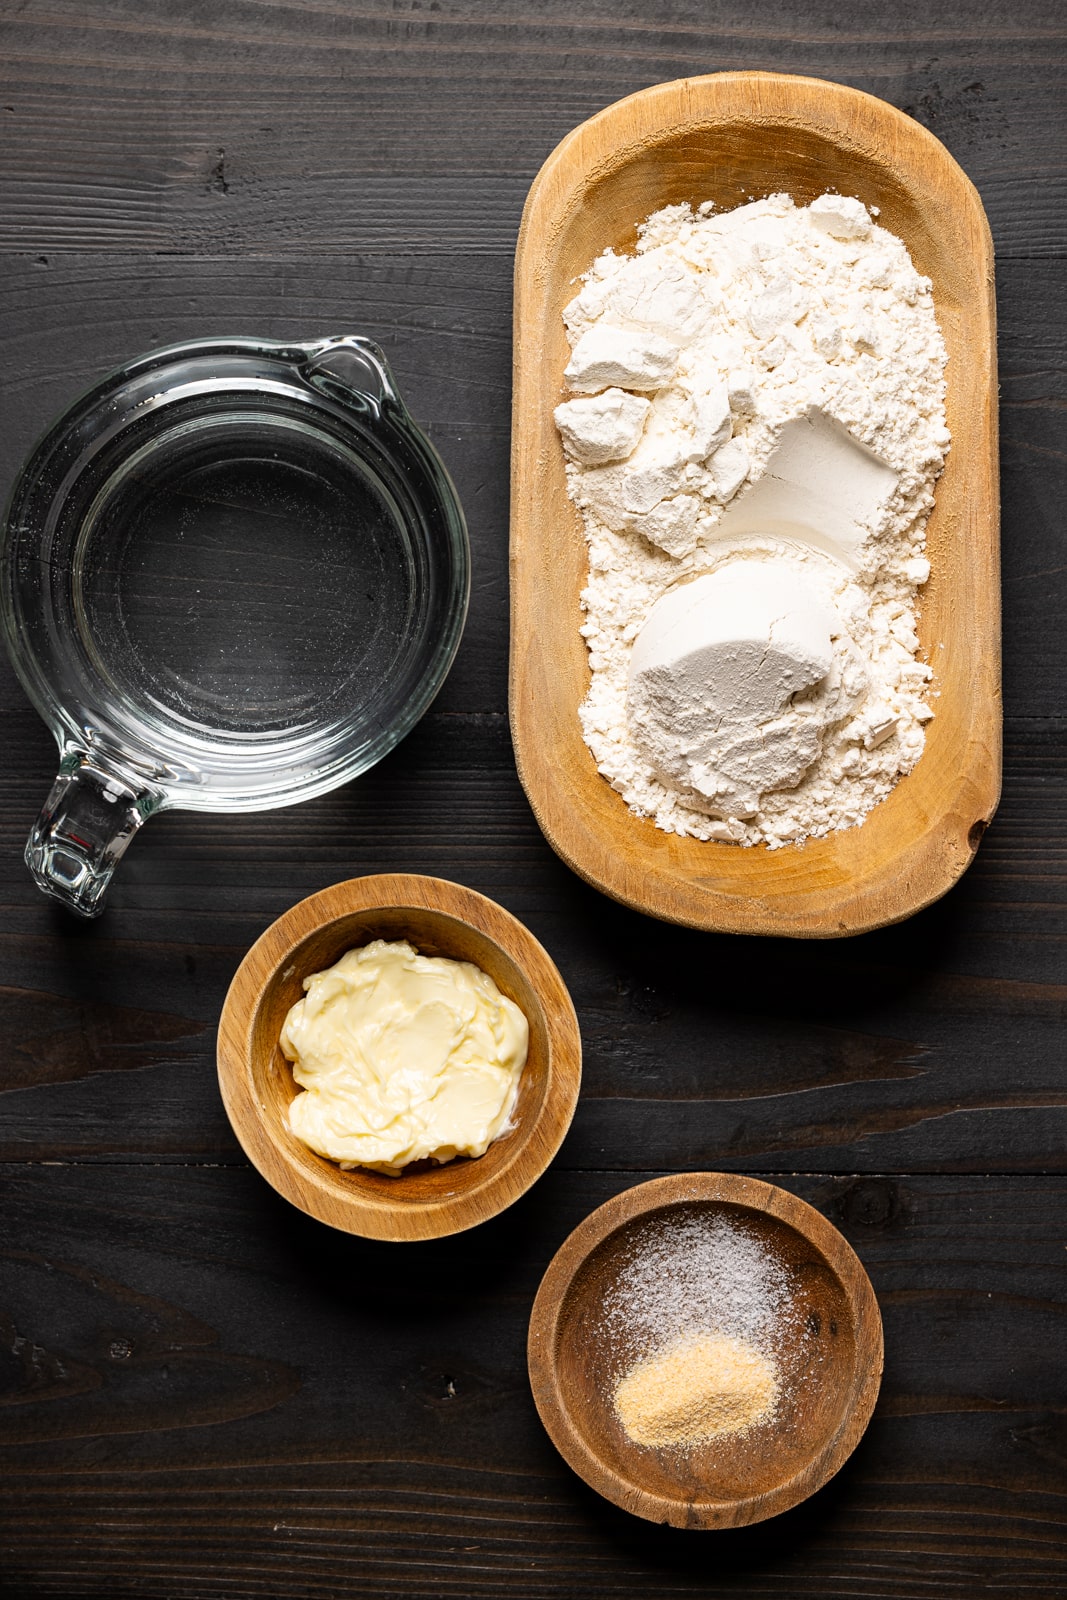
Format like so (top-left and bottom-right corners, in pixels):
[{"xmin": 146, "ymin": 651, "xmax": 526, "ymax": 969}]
[
  {"xmin": 0, "ymin": 1, "xmax": 1064, "ymax": 257},
  {"xmin": 0, "ymin": 1165, "xmax": 1063, "ymax": 1596},
  {"xmin": 0, "ymin": 3, "xmax": 1063, "ymax": 1594},
  {"xmin": 0, "ymin": 700, "xmax": 1061, "ymax": 1169},
  {"xmin": 0, "ymin": 258, "xmax": 1046, "ymax": 1162}
]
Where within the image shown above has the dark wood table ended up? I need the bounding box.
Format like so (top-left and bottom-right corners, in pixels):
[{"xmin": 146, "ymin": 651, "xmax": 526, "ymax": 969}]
[{"xmin": 1, "ymin": 4, "xmax": 1064, "ymax": 1595}]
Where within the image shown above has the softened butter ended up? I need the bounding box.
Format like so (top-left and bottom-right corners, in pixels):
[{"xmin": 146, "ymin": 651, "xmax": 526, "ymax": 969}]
[{"xmin": 279, "ymin": 939, "xmax": 529, "ymax": 1175}]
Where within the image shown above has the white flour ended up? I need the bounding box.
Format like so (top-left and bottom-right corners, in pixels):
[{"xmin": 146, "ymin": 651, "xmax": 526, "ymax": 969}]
[{"xmin": 556, "ymin": 193, "xmax": 949, "ymax": 847}]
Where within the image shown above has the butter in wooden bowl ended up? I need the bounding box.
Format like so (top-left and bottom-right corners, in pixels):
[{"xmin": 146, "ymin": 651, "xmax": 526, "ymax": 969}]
[
  {"xmin": 216, "ymin": 874, "xmax": 582, "ymax": 1240},
  {"xmin": 280, "ymin": 938, "xmax": 529, "ymax": 1175}
]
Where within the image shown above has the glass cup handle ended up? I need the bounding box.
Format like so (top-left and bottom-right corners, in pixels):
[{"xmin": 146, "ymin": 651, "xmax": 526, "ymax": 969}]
[
  {"xmin": 25, "ymin": 757, "xmax": 159, "ymax": 917},
  {"xmin": 298, "ymin": 336, "xmax": 405, "ymax": 415}
]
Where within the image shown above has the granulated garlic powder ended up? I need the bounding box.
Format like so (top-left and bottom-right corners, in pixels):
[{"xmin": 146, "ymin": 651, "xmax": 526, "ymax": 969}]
[
  {"xmin": 614, "ymin": 1331, "xmax": 778, "ymax": 1447},
  {"xmin": 557, "ymin": 192, "xmax": 950, "ymax": 848}
]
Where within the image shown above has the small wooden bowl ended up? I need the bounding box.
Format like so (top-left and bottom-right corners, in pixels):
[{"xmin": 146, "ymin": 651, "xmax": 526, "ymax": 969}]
[
  {"xmin": 217, "ymin": 875, "xmax": 582, "ymax": 1240},
  {"xmin": 511, "ymin": 71, "xmax": 1001, "ymax": 936},
  {"xmin": 528, "ymin": 1174, "xmax": 882, "ymax": 1528}
]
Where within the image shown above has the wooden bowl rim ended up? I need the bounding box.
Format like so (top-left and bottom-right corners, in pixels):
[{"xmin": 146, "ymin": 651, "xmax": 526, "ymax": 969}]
[
  {"xmin": 216, "ymin": 874, "xmax": 582, "ymax": 1240},
  {"xmin": 510, "ymin": 69, "xmax": 1001, "ymax": 938},
  {"xmin": 527, "ymin": 1172, "xmax": 884, "ymax": 1528}
]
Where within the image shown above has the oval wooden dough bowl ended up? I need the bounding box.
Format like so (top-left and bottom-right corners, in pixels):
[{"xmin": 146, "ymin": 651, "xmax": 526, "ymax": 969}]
[
  {"xmin": 510, "ymin": 71, "xmax": 1001, "ymax": 937},
  {"xmin": 217, "ymin": 875, "xmax": 582, "ymax": 1241},
  {"xmin": 527, "ymin": 1173, "xmax": 884, "ymax": 1528}
]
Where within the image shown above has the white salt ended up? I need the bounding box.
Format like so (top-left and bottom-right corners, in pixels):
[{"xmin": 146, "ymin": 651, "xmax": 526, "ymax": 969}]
[{"xmin": 599, "ymin": 1208, "xmax": 802, "ymax": 1369}]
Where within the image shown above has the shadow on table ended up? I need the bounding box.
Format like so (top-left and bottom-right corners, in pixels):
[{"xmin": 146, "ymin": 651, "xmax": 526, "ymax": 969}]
[{"xmin": 575, "ymin": 1425, "xmax": 878, "ymax": 1579}]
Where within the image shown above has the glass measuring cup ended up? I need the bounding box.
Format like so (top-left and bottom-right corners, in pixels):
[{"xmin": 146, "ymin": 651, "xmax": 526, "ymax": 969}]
[{"xmin": 1, "ymin": 336, "xmax": 470, "ymax": 916}]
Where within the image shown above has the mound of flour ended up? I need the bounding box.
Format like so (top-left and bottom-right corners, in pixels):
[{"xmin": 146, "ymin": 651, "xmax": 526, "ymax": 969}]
[{"xmin": 556, "ymin": 192, "xmax": 949, "ymax": 848}]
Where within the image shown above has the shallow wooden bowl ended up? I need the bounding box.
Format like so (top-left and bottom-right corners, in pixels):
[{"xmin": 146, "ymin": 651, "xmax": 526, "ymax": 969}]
[
  {"xmin": 217, "ymin": 875, "xmax": 582, "ymax": 1240},
  {"xmin": 528, "ymin": 1173, "xmax": 883, "ymax": 1528},
  {"xmin": 510, "ymin": 71, "xmax": 1000, "ymax": 937}
]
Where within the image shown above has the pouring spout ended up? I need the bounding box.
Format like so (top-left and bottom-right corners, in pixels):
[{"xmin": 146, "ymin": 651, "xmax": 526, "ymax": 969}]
[{"xmin": 25, "ymin": 756, "xmax": 160, "ymax": 917}]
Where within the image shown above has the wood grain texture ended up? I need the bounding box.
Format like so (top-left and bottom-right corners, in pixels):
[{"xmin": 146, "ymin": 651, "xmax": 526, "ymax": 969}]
[
  {"xmin": 0, "ymin": 711, "xmax": 1064, "ymax": 1174},
  {"xmin": 0, "ymin": 1, "xmax": 1063, "ymax": 1593},
  {"xmin": 0, "ymin": 1165, "xmax": 1063, "ymax": 1597},
  {"xmin": 527, "ymin": 1174, "xmax": 883, "ymax": 1528},
  {"xmin": 0, "ymin": 0, "xmax": 1064, "ymax": 258},
  {"xmin": 217, "ymin": 874, "xmax": 582, "ymax": 1238},
  {"xmin": 511, "ymin": 71, "xmax": 1001, "ymax": 937}
]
